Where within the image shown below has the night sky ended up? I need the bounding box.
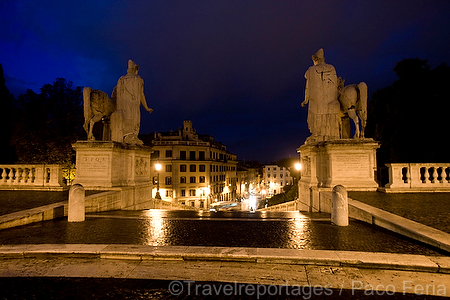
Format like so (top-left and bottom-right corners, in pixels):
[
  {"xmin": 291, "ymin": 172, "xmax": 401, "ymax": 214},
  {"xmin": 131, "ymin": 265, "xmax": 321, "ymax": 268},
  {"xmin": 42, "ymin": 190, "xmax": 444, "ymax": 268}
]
[{"xmin": 1, "ymin": 1, "xmax": 450, "ymax": 163}]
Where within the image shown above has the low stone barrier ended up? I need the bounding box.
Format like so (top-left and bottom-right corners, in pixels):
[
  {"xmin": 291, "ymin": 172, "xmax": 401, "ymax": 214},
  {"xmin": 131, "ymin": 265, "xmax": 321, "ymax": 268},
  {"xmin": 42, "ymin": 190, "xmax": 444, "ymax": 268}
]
[
  {"xmin": 0, "ymin": 188, "xmax": 197, "ymax": 230},
  {"xmin": 382, "ymin": 163, "xmax": 450, "ymax": 192},
  {"xmin": 0, "ymin": 164, "xmax": 66, "ymax": 191},
  {"xmin": 319, "ymin": 191, "xmax": 450, "ymax": 253},
  {"xmin": 260, "ymin": 200, "xmax": 299, "ymax": 211}
]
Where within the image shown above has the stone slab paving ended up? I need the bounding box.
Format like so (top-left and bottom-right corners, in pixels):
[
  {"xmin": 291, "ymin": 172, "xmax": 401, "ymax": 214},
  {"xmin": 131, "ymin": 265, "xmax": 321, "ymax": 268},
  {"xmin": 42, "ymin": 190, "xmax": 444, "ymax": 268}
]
[
  {"xmin": 0, "ymin": 255, "xmax": 449, "ymax": 297},
  {"xmin": 349, "ymin": 192, "xmax": 450, "ymax": 233}
]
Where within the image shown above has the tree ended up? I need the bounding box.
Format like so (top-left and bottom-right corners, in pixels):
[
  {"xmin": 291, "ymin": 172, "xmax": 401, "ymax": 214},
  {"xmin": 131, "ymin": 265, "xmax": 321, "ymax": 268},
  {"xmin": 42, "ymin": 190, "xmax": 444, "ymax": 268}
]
[
  {"xmin": 366, "ymin": 58, "xmax": 450, "ymax": 164},
  {"xmin": 0, "ymin": 64, "xmax": 16, "ymax": 163},
  {"xmin": 11, "ymin": 78, "xmax": 85, "ymax": 164}
]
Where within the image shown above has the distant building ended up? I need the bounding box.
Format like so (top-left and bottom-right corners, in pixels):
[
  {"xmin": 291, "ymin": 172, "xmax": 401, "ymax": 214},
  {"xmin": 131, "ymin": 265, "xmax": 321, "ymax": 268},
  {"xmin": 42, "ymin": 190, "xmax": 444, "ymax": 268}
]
[
  {"xmin": 263, "ymin": 165, "xmax": 293, "ymax": 196},
  {"xmin": 149, "ymin": 120, "xmax": 238, "ymax": 209}
]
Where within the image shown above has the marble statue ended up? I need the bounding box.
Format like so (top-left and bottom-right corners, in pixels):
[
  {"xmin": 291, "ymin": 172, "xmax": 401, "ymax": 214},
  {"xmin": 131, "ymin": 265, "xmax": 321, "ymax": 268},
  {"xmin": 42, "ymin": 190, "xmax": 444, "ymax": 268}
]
[
  {"xmin": 337, "ymin": 77, "xmax": 367, "ymax": 138},
  {"xmin": 83, "ymin": 87, "xmax": 116, "ymax": 141},
  {"xmin": 110, "ymin": 60, "xmax": 153, "ymax": 145},
  {"xmin": 301, "ymin": 49, "xmax": 341, "ymax": 142}
]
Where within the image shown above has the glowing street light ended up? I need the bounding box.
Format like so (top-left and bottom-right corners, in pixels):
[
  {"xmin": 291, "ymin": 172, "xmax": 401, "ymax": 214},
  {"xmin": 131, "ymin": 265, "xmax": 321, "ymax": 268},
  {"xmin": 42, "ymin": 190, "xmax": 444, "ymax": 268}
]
[
  {"xmin": 155, "ymin": 163, "xmax": 162, "ymax": 199},
  {"xmin": 295, "ymin": 163, "xmax": 302, "ymax": 171}
]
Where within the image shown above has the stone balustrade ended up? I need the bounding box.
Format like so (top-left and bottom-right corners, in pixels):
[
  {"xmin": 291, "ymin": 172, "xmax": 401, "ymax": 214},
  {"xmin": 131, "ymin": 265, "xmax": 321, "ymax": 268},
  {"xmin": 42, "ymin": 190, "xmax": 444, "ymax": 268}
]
[
  {"xmin": 383, "ymin": 163, "xmax": 450, "ymax": 192},
  {"xmin": 0, "ymin": 164, "xmax": 66, "ymax": 190}
]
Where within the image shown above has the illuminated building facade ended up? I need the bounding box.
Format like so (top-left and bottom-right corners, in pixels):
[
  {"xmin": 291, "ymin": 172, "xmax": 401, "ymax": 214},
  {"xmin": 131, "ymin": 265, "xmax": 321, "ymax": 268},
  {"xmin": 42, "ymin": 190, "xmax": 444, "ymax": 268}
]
[
  {"xmin": 150, "ymin": 120, "xmax": 238, "ymax": 208},
  {"xmin": 263, "ymin": 164, "xmax": 293, "ymax": 196}
]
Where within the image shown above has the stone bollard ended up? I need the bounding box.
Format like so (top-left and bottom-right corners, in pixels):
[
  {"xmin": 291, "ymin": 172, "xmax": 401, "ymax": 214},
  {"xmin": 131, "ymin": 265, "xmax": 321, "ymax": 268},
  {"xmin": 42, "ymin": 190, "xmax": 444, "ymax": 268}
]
[
  {"xmin": 331, "ymin": 185, "xmax": 348, "ymax": 226},
  {"xmin": 68, "ymin": 184, "xmax": 85, "ymax": 222}
]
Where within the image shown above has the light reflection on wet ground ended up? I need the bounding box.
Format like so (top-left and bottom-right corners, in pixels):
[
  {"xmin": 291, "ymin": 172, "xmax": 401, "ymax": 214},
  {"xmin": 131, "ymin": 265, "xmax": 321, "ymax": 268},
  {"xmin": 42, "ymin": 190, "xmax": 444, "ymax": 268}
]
[{"xmin": 0, "ymin": 209, "xmax": 447, "ymax": 256}]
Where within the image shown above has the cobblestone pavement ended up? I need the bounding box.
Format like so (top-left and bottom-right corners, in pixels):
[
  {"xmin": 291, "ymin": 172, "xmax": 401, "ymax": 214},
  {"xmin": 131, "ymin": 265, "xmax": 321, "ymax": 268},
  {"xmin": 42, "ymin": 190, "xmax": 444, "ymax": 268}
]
[
  {"xmin": 0, "ymin": 210, "xmax": 447, "ymax": 256},
  {"xmin": 349, "ymin": 192, "xmax": 450, "ymax": 234},
  {"xmin": 0, "ymin": 190, "xmax": 102, "ymax": 216}
]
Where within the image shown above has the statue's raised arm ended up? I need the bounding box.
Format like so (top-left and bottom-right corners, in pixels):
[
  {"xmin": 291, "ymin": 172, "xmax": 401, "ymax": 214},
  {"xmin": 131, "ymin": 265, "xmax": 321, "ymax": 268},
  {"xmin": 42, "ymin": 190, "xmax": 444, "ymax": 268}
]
[{"xmin": 110, "ymin": 60, "xmax": 153, "ymax": 145}]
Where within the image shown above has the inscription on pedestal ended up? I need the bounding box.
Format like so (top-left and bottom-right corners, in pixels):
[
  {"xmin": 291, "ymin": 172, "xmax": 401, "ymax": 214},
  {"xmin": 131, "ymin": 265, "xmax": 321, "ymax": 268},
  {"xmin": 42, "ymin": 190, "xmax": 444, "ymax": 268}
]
[
  {"xmin": 78, "ymin": 155, "xmax": 109, "ymax": 176},
  {"xmin": 333, "ymin": 153, "xmax": 369, "ymax": 177}
]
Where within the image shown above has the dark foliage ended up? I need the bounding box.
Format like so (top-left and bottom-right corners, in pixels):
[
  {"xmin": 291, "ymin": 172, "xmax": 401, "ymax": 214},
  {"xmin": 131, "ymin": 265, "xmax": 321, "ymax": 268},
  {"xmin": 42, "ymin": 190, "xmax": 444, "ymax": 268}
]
[
  {"xmin": 366, "ymin": 58, "xmax": 450, "ymax": 164},
  {"xmin": 0, "ymin": 64, "xmax": 16, "ymax": 163},
  {"xmin": 10, "ymin": 78, "xmax": 85, "ymax": 164},
  {"xmin": 267, "ymin": 182, "xmax": 298, "ymax": 206}
]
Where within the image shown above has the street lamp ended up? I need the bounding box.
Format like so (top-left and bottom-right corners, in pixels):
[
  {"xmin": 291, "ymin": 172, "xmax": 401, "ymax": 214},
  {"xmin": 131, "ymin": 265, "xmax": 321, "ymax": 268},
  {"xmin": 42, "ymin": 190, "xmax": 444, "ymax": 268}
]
[{"xmin": 155, "ymin": 163, "xmax": 162, "ymax": 199}]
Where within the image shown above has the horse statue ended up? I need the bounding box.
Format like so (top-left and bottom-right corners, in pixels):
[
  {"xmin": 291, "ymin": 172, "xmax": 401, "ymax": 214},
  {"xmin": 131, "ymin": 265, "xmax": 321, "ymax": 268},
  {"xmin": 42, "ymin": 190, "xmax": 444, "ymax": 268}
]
[
  {"xmin": 337, "ymin": 78, "xmax": 367, "ymax": 138},
  {"xmin": 83, "ymin": 87, "xmax": 116, "ymax": 141}
]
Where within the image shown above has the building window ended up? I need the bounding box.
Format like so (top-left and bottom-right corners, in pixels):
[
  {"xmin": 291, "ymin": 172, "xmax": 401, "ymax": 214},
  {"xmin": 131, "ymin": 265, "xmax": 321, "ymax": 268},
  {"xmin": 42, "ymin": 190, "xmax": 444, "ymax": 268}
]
[
  {"xmin": 199, "ymin": 176, "xmax": 205, "ymax": 183},
  {"xmin": 151, "ymin": 151, "xmax": 160, "ymax": 159},
  {"xmin": 180, "ymin": 151, "xmax": 186, "ymax": 160},
  {"xmin": 165, "ymin": 177, "xmax": 172, "ymax": 185},
  {"xmin": 190, "ymin": 176, "xmax": 196, "ymax": 183},
  {"xmin": 181, "ymin": 189, "xmax": 186, "ymax": 197},
  {"xmin": 189, "ymin": 151, "xmax": 196, "ymax": 160},
  {"xmin": 268, "ymin": 174, "xmax": 271, "ymax": 178},
  {"xmin": 165, "ymin": 150, "xmax": 172, "ymax": 158},
  {"xmin": 180, "ymin": 164, "xmax": 186, "ymax": 172},
  {"xmin": 200, "ymin": 201, "xmax": 204, "ymax": 209},
  {"xmin": 189, "ymin": 189, "xmax": 196, "ymax": 197},
  {"xmin": 166, "ymin": 165, "xmax": 172, "ymax": 172},
  {"xmin": 199, "ymin": 165, "xmax": 205, "ymax": 172},
  {"xmin": 199, "ymin": 151, "xmax": 205, "ymax": 160},
  {"xmin": 180, "ymin": 176, "xmax": 186, "ymax": 183},
  {"xmin": 190, "ymin": 164, "xmax": 196, "ymax": 172}
]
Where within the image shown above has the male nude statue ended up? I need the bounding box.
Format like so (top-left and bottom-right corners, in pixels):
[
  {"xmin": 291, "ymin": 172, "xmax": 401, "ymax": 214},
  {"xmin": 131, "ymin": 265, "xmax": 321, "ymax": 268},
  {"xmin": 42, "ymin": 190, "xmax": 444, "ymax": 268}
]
[{"xmin": 111, "ymin": 60, "xmax": 153, "ymax": 145}]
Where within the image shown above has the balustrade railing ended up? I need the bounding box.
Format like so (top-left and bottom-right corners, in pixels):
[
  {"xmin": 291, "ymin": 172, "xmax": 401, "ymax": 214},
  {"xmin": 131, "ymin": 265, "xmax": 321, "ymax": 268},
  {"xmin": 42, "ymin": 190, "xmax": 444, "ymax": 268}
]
[
  {"xmin": 384, "ymin": 163, "xmax": 450, "ymax": 192},
  {"xmin": 0, "ymin": 164, "xmax": 67, "ymax": 190}
]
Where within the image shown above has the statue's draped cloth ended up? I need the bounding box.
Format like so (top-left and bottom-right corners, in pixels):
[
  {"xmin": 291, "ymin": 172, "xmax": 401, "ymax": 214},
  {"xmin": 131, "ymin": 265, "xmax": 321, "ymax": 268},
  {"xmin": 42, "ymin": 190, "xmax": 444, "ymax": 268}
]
[
  {"xmin": 114, "ymin": 73, "xmax": 145, "ymax": 136},
  {"xmin": 304, "ymin": 62, "xmax": 340, "ymax": 140}
]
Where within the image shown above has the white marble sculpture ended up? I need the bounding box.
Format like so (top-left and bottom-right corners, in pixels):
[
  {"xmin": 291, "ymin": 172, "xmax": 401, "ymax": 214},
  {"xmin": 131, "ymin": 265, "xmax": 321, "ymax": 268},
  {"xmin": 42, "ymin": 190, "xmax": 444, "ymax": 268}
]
[
  {"xmin": 337, "ymin": 78, "xmax": 367, "ymax": 138},
  {"xmin": 110, "ymin": 60, "xmax": 153, "ymax": 145},
  {"xmin": 83, "ymin": 87, "xmax": 116, "ymax": 141},
  {"xmin": 301, "ymin": 49, "xmax": 341, "ymax": 142}
]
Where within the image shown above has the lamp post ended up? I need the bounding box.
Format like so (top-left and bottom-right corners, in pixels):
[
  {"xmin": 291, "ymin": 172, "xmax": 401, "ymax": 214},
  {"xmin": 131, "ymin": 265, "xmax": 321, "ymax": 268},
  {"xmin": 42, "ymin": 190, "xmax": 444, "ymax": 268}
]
[
  {"xmin": 155, "ymin": 163, "xmax": 162, "ymax": 199},
  {"xmin": 294, "ymin": 162, "xmax": 302, "ymax": 210}
]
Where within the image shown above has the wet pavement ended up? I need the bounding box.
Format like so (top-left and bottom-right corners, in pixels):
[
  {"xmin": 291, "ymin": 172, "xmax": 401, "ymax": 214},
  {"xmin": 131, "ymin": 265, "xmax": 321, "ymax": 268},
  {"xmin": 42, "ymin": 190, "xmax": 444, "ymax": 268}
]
[
  {"xmin": 1, "ymin": 191, "xmax": 450, "ymax": 299},
  {"xmin": 0, "ymin": 210, "xmax": 447, "ymax": 256},
  {"xmin": 349, "ymin": 192, "xmax": 450, "ymax": 233},
  {"xmin": 0, "ymin": 190, "xmax": 102, "ymax": 215}
]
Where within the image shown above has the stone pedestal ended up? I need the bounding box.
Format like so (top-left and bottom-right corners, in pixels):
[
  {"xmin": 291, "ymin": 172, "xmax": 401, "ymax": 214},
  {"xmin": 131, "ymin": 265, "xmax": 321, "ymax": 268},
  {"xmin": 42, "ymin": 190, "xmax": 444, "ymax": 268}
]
[
  {"xmin": 72, "ymin": 141, "xmax": 152, "ymax": 189},
  {"xmin": 297, "ymin": 138, "xmax": 379, "ymax": 211}
]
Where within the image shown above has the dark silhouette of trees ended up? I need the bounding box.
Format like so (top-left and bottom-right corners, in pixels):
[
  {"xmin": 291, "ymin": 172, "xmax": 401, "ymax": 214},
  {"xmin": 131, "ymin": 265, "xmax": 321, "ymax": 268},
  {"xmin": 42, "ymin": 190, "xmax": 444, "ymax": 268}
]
[
  {"xmin": 11, "ymin": 78, "xmax": 85, "ymax": 164},
  {"xmin": 0, "ymin": 64, "xmax": 16, "ymax": 163},
  {"xmin": 366, "ymin": 58, "xmax": 450, "ymax": 164}
]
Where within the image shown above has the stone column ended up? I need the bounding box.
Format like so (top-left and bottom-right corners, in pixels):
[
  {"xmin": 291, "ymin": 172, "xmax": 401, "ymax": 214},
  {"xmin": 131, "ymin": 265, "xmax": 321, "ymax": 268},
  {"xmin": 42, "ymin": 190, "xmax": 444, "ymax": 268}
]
[
  {"xmin": 331, "ymin": 185, "xmax": 348, "ymax": 226},
  {"xmin": 68, "ymin": 184, "xmax": 85, "ymax": 222}
]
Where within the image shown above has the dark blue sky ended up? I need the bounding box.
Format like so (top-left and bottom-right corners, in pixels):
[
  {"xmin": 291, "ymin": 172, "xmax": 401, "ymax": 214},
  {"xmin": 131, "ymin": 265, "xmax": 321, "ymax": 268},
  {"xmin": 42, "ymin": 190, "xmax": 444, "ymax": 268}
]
[{"xmin": 1, "ymin": 1, "xmax": 450, "ymax": 163}]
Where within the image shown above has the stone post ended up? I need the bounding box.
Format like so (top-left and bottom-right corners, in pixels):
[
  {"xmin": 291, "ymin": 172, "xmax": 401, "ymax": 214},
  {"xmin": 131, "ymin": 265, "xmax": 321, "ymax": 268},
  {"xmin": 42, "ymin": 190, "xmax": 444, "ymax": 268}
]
[
  {"xmin": 331, "ymin": 185, "xmax": 348, "ymax": 226},
  {"xmin": 68, "ymin": 184, "xmax": 85, "ymax": 222}
]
